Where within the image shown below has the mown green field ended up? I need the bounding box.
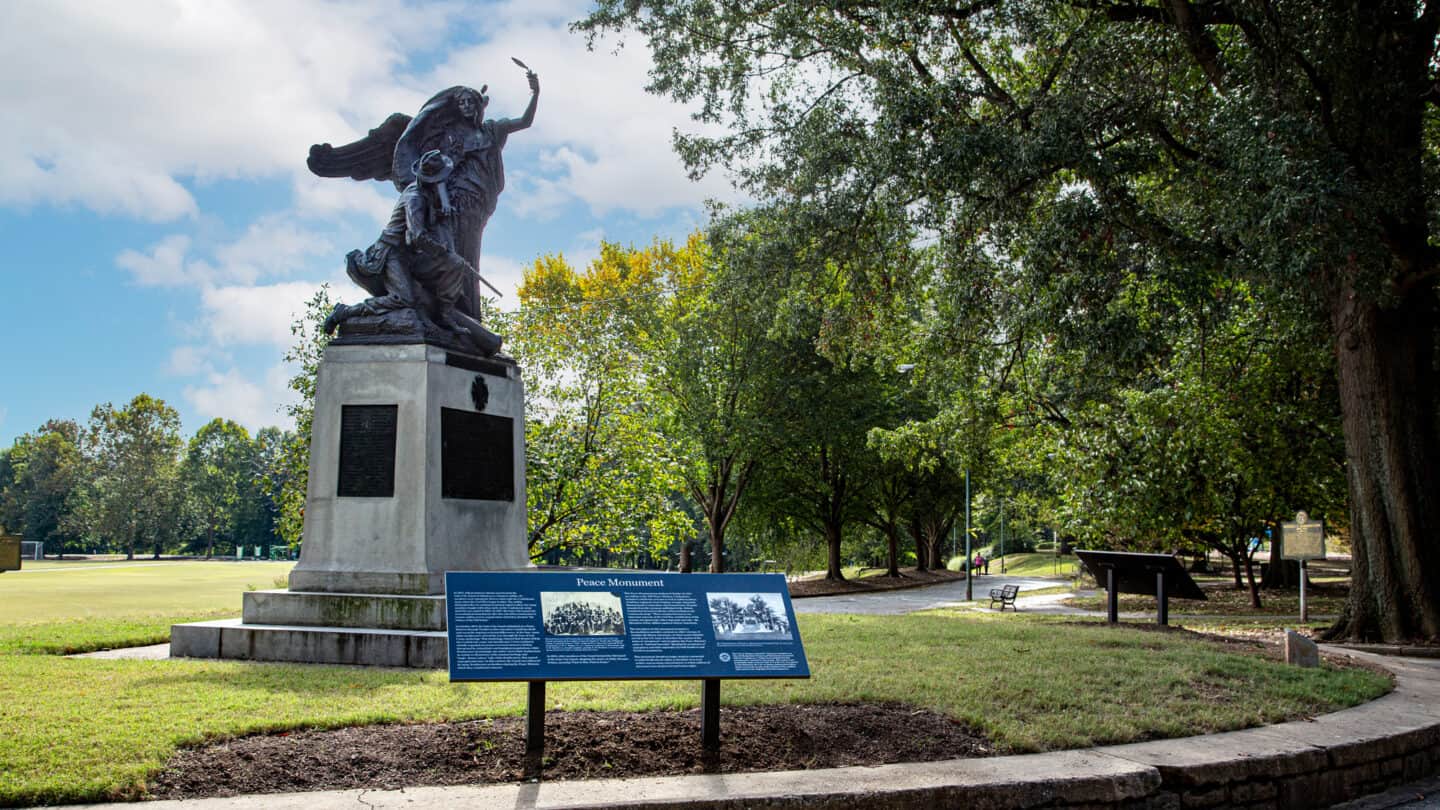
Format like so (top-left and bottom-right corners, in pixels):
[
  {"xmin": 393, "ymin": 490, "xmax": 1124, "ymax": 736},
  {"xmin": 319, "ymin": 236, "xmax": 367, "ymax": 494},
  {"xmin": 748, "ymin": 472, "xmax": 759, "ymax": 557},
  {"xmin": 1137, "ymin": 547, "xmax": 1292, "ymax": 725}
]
[
  {"xmin": 2, "ymin": 559, "xmax": 293, "ymax": 623},
  {"xmin": 0, "ymin": 560, "xmax": 1392, "ymax": 806}
]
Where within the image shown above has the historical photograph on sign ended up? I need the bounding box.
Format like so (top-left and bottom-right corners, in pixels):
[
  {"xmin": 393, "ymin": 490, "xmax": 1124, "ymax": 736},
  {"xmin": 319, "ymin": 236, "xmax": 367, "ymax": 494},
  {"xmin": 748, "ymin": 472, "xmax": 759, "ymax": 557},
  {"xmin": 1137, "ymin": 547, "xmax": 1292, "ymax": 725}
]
[
  {"xmin": 707, "ymin": 592, "xmax": 793, "ymax": 641},
  {"xmin": 541, "ymin": 592, "xmax": 626, "ymax": 636}
]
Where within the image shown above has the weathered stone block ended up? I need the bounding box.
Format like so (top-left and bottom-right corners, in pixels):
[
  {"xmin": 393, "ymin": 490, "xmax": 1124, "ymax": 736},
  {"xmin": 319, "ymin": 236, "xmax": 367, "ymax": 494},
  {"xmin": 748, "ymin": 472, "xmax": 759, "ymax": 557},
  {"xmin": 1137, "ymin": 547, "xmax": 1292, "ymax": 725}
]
[
  {"xmin": 1284, "ymin": 629, "xmax": 1320, "ymax": 668},
  {"xmin": 1179, "ymin": 785, "xmax": 1228, "ymax": 807},
  {"xmin": 243, "ymin": 589, "xmax": 446, "ymax": 631}
]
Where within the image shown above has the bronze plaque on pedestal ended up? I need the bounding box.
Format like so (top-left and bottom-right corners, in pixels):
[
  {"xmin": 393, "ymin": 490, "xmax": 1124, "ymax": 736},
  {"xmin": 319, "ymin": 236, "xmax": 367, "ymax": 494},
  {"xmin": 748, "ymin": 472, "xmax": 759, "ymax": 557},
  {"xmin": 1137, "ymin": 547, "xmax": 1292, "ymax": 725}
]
[
  {"xmin": 337, "ymin": 405, "xmax": 398, "ymax": 498},
  {"xmin": 440, "ymin": 407, "xmax": 514, "ymax": 501}
]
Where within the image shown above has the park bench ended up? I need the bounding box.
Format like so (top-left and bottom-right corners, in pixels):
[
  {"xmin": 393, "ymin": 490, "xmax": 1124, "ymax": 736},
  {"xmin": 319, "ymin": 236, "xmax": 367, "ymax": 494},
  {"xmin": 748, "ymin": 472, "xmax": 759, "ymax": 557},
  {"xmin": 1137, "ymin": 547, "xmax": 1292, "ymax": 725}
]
[{"xmin": 989, "ymin": 584, "xmax": 1020, "ymax": 611}]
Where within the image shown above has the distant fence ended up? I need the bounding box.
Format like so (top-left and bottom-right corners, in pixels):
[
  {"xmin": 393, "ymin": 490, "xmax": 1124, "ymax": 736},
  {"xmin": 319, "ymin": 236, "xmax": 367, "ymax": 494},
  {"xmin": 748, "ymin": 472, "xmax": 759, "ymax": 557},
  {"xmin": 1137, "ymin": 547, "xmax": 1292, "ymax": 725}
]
[{"xmin": 19, "ymin": 541, "xmax": 42, "ymax": 560}]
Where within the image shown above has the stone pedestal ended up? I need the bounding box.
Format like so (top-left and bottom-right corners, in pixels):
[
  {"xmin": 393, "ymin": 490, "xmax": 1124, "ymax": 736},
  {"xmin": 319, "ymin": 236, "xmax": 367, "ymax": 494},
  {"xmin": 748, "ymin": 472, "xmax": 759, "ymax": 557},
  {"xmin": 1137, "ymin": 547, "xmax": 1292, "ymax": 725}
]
[
  {"xmin": 290, "ymin": 343, "xmax": 528, "ymax": 594},
  {"xmin": 171, "ymin": 343, "xmax": 528, "ymax": 667}
]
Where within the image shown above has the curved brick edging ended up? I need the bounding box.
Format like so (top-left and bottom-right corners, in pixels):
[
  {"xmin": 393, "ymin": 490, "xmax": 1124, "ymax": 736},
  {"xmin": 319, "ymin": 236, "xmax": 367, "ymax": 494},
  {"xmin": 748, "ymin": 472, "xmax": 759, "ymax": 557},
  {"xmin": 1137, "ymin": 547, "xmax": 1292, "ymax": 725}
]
[{"xmin": 59, "ymin": 648, "xmax": 1440, "ymax": 810}]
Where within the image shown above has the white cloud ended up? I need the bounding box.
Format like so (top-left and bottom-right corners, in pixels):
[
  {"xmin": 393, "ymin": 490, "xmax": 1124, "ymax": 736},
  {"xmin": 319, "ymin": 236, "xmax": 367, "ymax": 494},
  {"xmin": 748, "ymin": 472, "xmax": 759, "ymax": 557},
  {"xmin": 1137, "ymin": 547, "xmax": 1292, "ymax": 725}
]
[
  {"xmin": 480, "ymin": 254, "xmax": 530, "ymax": 311},
  {"xmin": 201, "ymin": 281, "xmax": 327, "ymax": 348},
  {"xmin": 116, "ymin": 235, "xmax": 194, "ymax": 287},
  {"xmin": 0, "ymin": 0, "xmax": 452, "ymax": 220},
  {"xmin": 5, "ymin": 1, "xmax": 734, "ymax": 226},
  {"xmin": 184, "ymin": 364, "xmax": 297, "ymax": 433},
  {"xmin": 165, "ymin": 345, "xmax": 215, "ymax": 376},
  {"xmin": 118, "ymin": 217, "xmax": 339, "ymax": 288},
  {"xmin": 291, "ymin": 173, "xmax": 395, "ymax": 224}
]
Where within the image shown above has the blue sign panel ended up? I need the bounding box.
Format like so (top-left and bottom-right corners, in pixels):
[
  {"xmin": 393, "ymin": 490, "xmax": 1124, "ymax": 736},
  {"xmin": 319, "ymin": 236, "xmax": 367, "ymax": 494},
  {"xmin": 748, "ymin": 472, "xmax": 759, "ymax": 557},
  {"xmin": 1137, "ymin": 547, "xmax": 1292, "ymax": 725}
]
[{"xmin": 445, "ymin": 571, "xmax": 810, "ymax": 682}]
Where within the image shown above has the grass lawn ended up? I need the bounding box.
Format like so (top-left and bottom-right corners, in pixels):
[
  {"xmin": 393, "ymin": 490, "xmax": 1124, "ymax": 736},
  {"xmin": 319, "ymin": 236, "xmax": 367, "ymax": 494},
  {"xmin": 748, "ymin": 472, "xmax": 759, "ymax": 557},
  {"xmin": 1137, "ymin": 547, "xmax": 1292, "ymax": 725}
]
[
  {"xmin": 0, "ymin": 564, "xmax": 1390, "ymax": 806},
  {"xmin": 954, "ymin": 552, "xmax": 1079, "ymax": 578},
  {"xmin": 1, "ymin": 560, "xmax": 293, "ymax": 624},
  {"xmin": 1065, "ymin": 584, "xmax": 1349, "ymax": 617}
]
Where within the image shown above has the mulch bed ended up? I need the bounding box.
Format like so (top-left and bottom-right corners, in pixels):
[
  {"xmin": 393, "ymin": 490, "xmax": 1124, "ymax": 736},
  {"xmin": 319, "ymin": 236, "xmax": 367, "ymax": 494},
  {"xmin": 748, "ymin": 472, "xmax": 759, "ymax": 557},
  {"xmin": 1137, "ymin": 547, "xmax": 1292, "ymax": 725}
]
[
  {"xmin": 148, "ymin": 703, "xmax": 992, "ymax": 800},
  {"xmin": 787, "ymin": 567, "xmax": 964, "ymax": 598}
]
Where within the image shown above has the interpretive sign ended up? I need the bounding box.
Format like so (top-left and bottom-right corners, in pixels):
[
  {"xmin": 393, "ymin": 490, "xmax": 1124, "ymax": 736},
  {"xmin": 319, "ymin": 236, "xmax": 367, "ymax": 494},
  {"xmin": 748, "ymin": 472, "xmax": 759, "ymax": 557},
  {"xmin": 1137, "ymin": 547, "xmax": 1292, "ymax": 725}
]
[
  {"xmin": 337, "ymin": 404, "xmax": 397, "ymax": 498},
  {"xmin": 445, "ymin": 571, "xmax": 810, "ymax": 682},
  {"xmin": 1075, "ymin": 550, "xmax": 1205, "ymax": 625},
  {"xmin": 1280, "ymin": 511, "xmax": 1326, "ymax": 561},
  {"xmin": 0, "ymin": 534, "xmax": 20, "ymax": 572},
  {"xmin": 440, "ymin": 407, "xmax": 514, "ymax": 501}
]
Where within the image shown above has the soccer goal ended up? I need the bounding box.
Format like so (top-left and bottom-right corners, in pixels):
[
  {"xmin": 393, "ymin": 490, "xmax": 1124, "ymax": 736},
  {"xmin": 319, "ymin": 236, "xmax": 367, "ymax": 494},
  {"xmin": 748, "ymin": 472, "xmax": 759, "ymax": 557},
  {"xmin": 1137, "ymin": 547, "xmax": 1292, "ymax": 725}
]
[{"xmin": 19, "ymin": 541, "xmax": 42, "ymax": 560}]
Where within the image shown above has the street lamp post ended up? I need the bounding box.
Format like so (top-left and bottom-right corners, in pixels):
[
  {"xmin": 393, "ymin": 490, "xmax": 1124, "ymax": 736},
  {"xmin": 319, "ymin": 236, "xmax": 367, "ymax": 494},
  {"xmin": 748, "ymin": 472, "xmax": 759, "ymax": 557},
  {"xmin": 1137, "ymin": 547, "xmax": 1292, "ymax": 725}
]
[
  {"xmin": 964, "ymin": 469, "xmax": 972, "ymax": 601},
  {"xmin": 1000, "ymin": 496, "xmax": 1006, "ymax": 574}
]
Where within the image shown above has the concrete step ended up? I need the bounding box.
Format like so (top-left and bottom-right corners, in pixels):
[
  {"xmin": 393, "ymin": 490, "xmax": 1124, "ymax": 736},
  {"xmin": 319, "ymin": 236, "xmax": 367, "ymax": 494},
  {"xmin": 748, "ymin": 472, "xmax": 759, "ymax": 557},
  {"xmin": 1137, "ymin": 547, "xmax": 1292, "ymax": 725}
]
[
  {"xmin": 170, "ymin": 618, "xmax": 446, "ymax": 669},
  {"xmin": 243, "ymin": 589, "xmax": 446, "ymax": 631}
]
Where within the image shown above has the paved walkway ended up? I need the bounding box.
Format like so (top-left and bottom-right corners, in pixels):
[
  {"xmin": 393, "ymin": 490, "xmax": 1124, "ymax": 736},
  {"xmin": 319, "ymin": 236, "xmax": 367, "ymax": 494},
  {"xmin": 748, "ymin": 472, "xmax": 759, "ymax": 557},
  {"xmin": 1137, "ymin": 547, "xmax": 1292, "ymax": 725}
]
[
  {"xmin": 795, "ymin": 573, "xmax": 1340, "ymax": 624},
  {"xmin": 792, "ymin": 573, "xmax": 1065, "ymax": 614}
]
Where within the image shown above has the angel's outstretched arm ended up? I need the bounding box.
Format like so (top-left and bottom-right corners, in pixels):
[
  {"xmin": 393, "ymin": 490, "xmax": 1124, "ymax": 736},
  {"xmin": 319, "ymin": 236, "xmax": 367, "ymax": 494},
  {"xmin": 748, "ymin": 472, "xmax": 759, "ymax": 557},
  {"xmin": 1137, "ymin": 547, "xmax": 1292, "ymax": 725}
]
[{"xmin": 493, "ymin": 72, "xmax": 539, "ymax": 136}]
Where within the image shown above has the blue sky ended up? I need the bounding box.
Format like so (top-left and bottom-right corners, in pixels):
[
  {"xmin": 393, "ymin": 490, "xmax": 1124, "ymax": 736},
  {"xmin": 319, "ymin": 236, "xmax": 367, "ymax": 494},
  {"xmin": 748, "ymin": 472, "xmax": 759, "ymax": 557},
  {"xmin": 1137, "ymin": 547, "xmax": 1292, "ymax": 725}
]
[{"xmin": 0, "ymin": 0, "xmax": 736, "ymax": 446}]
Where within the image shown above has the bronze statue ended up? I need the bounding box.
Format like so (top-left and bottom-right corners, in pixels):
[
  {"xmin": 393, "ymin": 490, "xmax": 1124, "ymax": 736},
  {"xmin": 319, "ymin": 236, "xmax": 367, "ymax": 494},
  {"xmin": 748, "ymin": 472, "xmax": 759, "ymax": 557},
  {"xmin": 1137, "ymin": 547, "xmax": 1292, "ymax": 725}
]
[
  {"xmin": 323, "ymin": 149, "xmax": 503, "ymax": 354},
  {"xmin": 308, "ymin": 64, "xmax": 540, "ymax": 356}
]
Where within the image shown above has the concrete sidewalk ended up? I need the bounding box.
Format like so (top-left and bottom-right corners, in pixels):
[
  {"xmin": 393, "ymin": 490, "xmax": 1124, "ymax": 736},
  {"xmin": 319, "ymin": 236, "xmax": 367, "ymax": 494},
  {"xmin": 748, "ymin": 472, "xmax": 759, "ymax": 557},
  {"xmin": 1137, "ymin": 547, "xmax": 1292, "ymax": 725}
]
[{"xmin": 54, "ymin": 648, "xmax": 1440, "ymax": 810}]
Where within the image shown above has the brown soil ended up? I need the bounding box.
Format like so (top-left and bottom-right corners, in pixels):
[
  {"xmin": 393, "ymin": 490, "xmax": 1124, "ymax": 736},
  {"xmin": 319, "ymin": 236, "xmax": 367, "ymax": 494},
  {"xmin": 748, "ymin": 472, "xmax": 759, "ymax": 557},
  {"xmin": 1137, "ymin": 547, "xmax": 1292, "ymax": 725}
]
[
  {"xmin": 787, "ymin": 567, "xmax": 964, "ymax": 598},
  {"xmin": 148, "ymin": 703, "xmax": 992, "ymax": 800}
]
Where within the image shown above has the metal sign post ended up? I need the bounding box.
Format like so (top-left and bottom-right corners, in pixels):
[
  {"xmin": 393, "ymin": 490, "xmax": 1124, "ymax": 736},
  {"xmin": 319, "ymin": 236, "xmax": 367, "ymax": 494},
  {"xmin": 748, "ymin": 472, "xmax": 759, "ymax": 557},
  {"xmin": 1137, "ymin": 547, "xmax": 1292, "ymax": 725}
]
[
  {"xmin": 1300, "ymin": 560, "xmax": 1308, "ymax": 622},
  {"xmin": 1280, "ymin": 511, "xmax": 1326, "ymax": 623}
]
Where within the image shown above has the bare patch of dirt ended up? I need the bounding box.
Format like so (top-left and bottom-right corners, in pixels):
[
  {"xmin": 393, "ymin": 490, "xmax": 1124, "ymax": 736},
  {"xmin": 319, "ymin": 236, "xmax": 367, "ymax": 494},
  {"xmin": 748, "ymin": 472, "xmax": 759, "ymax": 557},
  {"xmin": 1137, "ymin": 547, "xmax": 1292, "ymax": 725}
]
[
  {"xmin": 148, "ymin": 703, "xmax": 992, "ymax": 800},
  {"xmin": 787, "ymin": 567, "xmax": 964, "ymax": 598}
]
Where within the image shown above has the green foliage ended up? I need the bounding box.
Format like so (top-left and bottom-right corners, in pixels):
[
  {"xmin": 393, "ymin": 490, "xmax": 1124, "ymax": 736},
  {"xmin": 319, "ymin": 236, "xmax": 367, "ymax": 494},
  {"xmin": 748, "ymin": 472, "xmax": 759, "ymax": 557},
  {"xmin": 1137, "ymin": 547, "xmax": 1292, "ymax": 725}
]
[
  {"xmin": 276, "ymin": 285, "xmax": 334, "ymax": 546},
  {"xmin": 182, "ymin": 419, "xmax": 256, "ymax": 558},
  {"xmin": 0, "ymin": 420, "xmax": 82, "ymax": 554},
  {"xmin": 510, "ymin": 246, "xmax": 694, "ymax": 564},
  {"xmin": 68, "ymin": 395, "xmax": 185, "ymax": 558},
  {"xmin": 579, "ymin": 0, "xmax": 1440, "ymax": 640}
]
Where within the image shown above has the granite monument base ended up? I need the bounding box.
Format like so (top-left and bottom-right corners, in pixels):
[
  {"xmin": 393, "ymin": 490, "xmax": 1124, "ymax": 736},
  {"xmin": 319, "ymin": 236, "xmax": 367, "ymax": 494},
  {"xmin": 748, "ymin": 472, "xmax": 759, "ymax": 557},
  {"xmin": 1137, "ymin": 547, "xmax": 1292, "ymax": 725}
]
[{"xmin": 171, "ymin": 342, "xmax": 528, "ymax": 667}]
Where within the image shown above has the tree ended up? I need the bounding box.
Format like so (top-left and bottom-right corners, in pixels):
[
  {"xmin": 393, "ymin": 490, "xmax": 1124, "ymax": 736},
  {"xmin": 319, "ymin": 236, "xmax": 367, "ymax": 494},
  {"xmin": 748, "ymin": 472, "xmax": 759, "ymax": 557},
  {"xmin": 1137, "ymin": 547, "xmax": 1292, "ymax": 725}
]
[
  {"xmin": 580, "ymin": 2, "xmax": 1440, "ymax": 641},
  {"xmin": 639, "ymin": 222, "xmax": 788, "ymax": 573},
  {"xmin": 709, "ymin": 595, "xmax": 744, "ymax": 631},
  {"xmin": 72, "ymin": 395, "xmax": 184, "ymax": 559},
  {"xmin": 182, "ymin": 419, "xmax": 256, "ymax": 558},
  {"xmin": 510, "ymin": 246, "xmax": 693, "ymax": 565},
  {"xmin": 750, "ymin": 329, "xmax": 891, "ymax": 580},
  {"xmin": 0, "ymin": 420, "xmax": 82, "ymax": 557},
  {"xmin": 1055, "ymin": 279, "xmax": 1346, "ymax": 607},
  {"xmin": 247, "ymin": 426, "xmax": 293, "ymax": 557},
  {"xmin": 277, "ymin": 286, "xmax": 334, "ymax": 546}
]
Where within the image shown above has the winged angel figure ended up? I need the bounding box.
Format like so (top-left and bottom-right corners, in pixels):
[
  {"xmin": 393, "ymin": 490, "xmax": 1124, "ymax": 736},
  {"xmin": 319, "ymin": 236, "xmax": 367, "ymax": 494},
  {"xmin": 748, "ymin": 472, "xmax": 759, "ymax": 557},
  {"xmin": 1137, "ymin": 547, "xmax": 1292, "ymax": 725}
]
[{"xmin": 308, "ymin": 67, "xmax": 539, "ymax": 356}]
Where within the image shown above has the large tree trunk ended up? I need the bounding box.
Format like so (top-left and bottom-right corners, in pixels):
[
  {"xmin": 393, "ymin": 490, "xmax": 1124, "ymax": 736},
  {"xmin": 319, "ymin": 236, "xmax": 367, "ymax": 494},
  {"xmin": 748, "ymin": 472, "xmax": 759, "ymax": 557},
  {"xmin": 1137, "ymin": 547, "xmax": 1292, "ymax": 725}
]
[
  {"xmin": 1325, "ymin": 286, "xmax": 1440, "ymax": 641},
  {"xmin": 708, "ymin": 513, "xmax": 725, "ymax": 574},
  {"xmin": 884, "ymin": 520, "xmax": 901, "ymax": 578},
  {"xmin": 1319, "ymin": 3, "xmax": 1440, "ymax": 643},
  {"xmin": 824, "ymin": 522, "xmax": 845, "ymax": 580},
  {"xmin": 1242, "ymin": 550, "xmax": 1262, "ymax": 610},
  {"xmin": 678, "ymin": 540, "xmax": 692, "ymax": 574},
  {"xmin": 909, "ymin": 522, "xmax": 928, "ymax": 571}
]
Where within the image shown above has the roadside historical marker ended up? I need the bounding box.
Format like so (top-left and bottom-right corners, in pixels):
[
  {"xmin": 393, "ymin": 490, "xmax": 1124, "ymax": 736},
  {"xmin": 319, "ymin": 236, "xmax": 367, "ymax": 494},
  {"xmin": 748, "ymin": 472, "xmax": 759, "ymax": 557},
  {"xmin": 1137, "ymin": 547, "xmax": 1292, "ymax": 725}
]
[
  {"xmin": 1281, "ymin": 511, "xmax": 1326, "ymax": 621},
  {"xmin": 0, "ymin": 534, "xmax": 20, "ymax": 572},
  {"xmin": 446, "ymin": 570, "xmax": 809, "ymax": 762}
]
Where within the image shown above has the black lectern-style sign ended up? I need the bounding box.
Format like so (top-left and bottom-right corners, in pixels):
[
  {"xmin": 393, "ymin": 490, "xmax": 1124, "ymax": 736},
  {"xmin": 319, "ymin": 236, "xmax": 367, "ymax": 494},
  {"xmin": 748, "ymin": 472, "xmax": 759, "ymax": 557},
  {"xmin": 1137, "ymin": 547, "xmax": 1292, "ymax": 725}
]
[{"xmin": 1074, "ymin": 550, "xmax": 1206, "ymax": 625}]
